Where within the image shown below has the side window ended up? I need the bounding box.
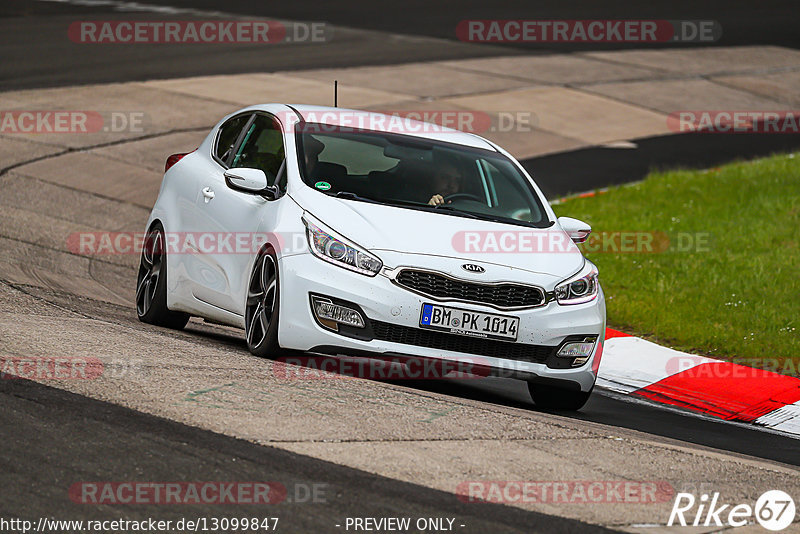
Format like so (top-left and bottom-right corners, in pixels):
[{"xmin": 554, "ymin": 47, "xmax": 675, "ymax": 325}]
[
  {"xmin": 215, "ymin": 114, "xmax": 251, "ymax": 165},
  {"xmin": 481, "ymin": 159, "xmax": 542, "ymax": 223},
  {"xmin": 232, "ymin": 114, "xmax": 286, "ymax": 184},
  {"xmin": 274, "ymin": 160, "xmax": 288, "ymax": 193}
]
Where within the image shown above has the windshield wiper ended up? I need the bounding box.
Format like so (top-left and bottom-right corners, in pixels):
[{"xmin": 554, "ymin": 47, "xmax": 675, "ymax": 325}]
[
  {"xmin": 334, "ymin": 191, "xmax": 381, "ymax": 204},
  {"xmin": 435, "ymin": 205, "xmax": 550, "ymax": 226},
  {"xmin": 333, "ymin": 193, "xmax": 549, "ymax": 226},
  {"xmin": 378, "ymin": 198, "xmax": 431, "ymax": 208},
  {"xmin": 372, "ymin": 198, "xmax": 482, "ymax": 220},
  {"xmin": 378, "ymin": 198, "xmax": 481, "ymax": 219},
  {"xmin": 430, "ymin": 205, "xmax": 480, "ymax": 219}
]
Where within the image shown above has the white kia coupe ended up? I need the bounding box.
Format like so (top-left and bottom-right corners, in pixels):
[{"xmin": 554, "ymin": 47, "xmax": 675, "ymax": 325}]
[{"xmin": 137, "ymin": 104, "xmax": 605, "ymax": 410}]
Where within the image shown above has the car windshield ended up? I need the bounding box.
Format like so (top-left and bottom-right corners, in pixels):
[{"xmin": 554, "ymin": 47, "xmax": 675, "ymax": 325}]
[{"xmin": 296, "ymin": 124, "xmax": 551, "ymax": 228}]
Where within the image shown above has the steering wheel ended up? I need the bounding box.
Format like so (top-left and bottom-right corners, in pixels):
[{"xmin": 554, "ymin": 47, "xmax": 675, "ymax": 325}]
[{"xmin": 442, "ymin": 193, "xmax": 483, "ymax": 203}]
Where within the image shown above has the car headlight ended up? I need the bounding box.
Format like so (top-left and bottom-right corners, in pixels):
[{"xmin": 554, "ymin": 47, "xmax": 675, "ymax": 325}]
[
  {"xmin": 555, "ymin": 261, "xmax": 599, "ymax": 305},
  {"xmin": 302, "ymin": 215, "xmax": 383, "ymax": 276}
]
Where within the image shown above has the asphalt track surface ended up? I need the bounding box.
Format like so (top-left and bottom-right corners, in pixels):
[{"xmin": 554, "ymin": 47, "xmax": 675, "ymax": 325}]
[
  {"xmin": 5, "ymin": 0, "xmax": 800, "ymax": 194},
  {"xmin": 2, "ymin": 0, "xmax": 800, "ymax": 89},
  {"xmin": 2, "ymin": 1, "xmax": 800, "ymax": 531},
  {"xmin": 0, "ymin": 377, "xmax": 614, "ymax": 533},
  {"xmin": 397, "ymin": 376, "xmax": 800, "ymax": 466}
]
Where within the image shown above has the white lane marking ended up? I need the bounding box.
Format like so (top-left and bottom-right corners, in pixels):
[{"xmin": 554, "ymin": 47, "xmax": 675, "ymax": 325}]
[
  {"xmin": 597, "ymin": 336, "xmax": 714, "ymax": 394},
  {"xmin": 755, "ymin": 400, "xmax": 800, "ymax": 434},
  {"xmin": 599, "ymin": 336, "xmax": 800, "ymax": 438}
]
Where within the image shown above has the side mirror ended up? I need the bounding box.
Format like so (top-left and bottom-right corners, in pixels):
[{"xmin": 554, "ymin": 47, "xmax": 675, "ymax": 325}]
[
  {"xmin": 224, "ymin": 167, "xmax": 270, "ymax": 194},
  {"xmin": 558, "ymin": 216, "xmax": 591, "ymax": 244}
]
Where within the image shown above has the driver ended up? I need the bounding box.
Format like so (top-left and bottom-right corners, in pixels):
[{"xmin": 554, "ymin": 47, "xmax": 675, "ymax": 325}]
[{"xmin": 427, "ymin": 163, "xmax": 461, "ymax": 206}]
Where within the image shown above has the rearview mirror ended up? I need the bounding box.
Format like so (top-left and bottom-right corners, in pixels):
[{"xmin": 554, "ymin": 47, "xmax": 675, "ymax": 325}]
[
  {"xmin": 558, "ymin": 216, "xmax": 592, "ymax": 244},
  {"xmin": 224, "ymin": 167, "xmax": 269, "ymax": 194}
]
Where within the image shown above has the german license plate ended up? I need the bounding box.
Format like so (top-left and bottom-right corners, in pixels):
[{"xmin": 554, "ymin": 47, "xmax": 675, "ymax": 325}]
[{"xmin": 419, "ymin": 303, "xmax": 519, "ymax": 341}]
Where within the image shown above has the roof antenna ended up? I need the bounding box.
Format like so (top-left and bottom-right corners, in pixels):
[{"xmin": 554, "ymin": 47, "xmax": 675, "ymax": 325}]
[{"xmin": 334, "ymin": 80, "xmax": 338, "ymax": 108}]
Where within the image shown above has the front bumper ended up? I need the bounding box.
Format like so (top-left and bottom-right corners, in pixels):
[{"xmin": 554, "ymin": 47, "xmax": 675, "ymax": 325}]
[{"xmin": 278, "ymin": 252, "xmax": 605, "ymax": 392}]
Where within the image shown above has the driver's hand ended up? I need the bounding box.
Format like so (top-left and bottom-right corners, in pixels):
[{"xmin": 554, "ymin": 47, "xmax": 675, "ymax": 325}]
[{"xmin": 428, "ymin": 194, "xmax": 444, "ymax": 206}]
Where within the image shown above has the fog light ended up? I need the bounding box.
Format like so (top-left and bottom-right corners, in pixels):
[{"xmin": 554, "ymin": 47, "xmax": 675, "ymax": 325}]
[
  {"xmin": 571, "ymin": 356, "xmax": 590, "ymax": 367},
  {"xmin": 557, "ymin": 337, "xmax": 596, "ymax": 358},
  {"xmin": 312, "ymin": 296, "xmax": 365, "ymax": 330}
]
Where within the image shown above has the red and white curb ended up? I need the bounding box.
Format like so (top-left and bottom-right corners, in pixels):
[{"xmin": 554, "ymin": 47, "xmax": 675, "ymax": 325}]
[{"xmin": 598, "ymin": 329, "xmax": 800, "ymax": 436}]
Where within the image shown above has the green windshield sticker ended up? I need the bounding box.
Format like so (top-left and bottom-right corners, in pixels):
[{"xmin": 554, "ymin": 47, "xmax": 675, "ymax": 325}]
[{"xmin": 315, "ymin": 181, "xmax": 331, "ymax": 191}]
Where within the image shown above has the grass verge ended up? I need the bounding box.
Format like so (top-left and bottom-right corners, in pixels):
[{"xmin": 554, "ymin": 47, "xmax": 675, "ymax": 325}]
[{"xmin": 554, "ymin": 152, "xmax": 800, "ymax": 374}]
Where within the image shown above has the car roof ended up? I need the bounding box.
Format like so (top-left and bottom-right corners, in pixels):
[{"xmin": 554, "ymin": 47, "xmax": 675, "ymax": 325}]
[{"xmin": 253, "ymin": 104, "xmax": 498, "ymax": 152}]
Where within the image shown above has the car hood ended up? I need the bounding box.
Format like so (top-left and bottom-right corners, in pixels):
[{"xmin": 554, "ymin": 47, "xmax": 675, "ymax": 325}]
[{"xmin": 291, "ymin": 189, "xmax": 585, "ymax": 279}]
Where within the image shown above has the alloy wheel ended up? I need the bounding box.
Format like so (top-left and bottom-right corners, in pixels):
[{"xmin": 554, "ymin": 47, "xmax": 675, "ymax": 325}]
[
  {"xmin": 136, "ymin": 230, "xmax": 163, "ymax": 317},
  {"xmin": 245, "ymin": 252, "xmax": 277, "ymax": 350}
]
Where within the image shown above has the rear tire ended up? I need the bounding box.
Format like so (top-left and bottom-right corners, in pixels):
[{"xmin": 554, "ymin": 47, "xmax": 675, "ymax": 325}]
[
  {"xmin": 136, "ymin": 222, "xmax": 190, "ymax": 329},
  {"xmin": 244, "ymin": 248, "xmax": 281, "ymax": 358},
  {"xmin": 528, "ymin": 382, "xmax": 592, "ymax": 411}
]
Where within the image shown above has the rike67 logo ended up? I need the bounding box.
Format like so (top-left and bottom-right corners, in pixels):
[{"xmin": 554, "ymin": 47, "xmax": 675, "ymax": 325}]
[{"xmin": 669, "ymin": 490, "xmax": 796, "ymax": 531}]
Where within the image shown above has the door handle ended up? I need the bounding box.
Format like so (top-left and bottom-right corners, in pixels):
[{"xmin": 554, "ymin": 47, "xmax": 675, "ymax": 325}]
[{"xmin": 202, "ymin": 187, "xmax": 215, "ymax": 203}]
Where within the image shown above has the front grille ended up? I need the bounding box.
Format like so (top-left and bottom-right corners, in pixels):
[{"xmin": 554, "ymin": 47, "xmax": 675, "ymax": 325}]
[
  {"xmin": 394, "ymin": 269, "xmax": 545, "ymax": 309},
  {"xmin": 371, "ymin": 320, "xmax": 553, "ymax": 363}
]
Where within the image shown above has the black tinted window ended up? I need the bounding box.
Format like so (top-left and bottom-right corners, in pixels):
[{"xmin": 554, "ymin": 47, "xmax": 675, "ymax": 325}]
[
  {"xmin": 215, "ymin": 114, "xmax": 250, "ymax": 164},
  {"xmin": 297, "ymin": 125, "xmax": 549, "ymax": 227},
  {"xmin": 232, "ymin": 114, "xmax": 286, "ymax": 184}
]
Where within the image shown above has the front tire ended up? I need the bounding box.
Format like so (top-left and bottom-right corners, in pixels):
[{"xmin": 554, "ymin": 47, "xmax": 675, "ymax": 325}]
[
  {"xmin": 245, "ymin": 249, "xmax": 280, "ymax": 358},
  {"xmin": 528, "ymin": 382, "xmax": 592, "ymax": 411},
  {"xmin": 136, "ymin": 222, "xmax": 190, "ymax": 329}
]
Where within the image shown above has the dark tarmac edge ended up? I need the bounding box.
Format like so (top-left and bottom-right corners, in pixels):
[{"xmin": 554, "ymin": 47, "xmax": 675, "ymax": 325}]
[
  {"xmin": 521, "ymin": 132, "xmax": 800, "ymax": 198},
  {"xmin": 389, "ymin": 376, "xmax": 800, "ymax": 468},
  {"xmin": 0, "ymin": 376, "xmax": 619, "ymax": 533}
]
